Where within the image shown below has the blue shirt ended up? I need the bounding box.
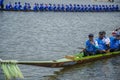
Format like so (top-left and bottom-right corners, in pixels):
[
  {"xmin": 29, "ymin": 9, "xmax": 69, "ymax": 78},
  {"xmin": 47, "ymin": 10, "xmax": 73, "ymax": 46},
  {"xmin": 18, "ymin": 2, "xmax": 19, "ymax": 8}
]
[
  {"xmin": 33, "ymin": 5, "xmax": 38, "ymax": 11},
  {"xmin": 0, "ymin": 0, "xmax": 4, "ymax": 5},
  {"xmin": 86, "ymin": 39, "xmax": 99, "ymax": 53},
  {"xmin": 96, "ymin": 38, "xmax": 106, "ymax": 50},
  {"xmin": 14, "ymin": 4, "xmax": 18, "ymax": 10},
  {"xmin": 110, "ymin": 37, "xmax": 120, "ymax": 49},
  {"xmin": 18, "ymin": 4, "xmax": 22, "ymax": 10}
]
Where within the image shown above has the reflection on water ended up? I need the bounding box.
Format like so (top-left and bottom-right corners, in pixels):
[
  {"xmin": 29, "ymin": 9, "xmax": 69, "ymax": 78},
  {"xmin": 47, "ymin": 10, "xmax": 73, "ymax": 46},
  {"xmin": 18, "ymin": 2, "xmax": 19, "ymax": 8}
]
[{"xmin": 43, "ymin": 56, "xmax": 120, "ymax": 80}]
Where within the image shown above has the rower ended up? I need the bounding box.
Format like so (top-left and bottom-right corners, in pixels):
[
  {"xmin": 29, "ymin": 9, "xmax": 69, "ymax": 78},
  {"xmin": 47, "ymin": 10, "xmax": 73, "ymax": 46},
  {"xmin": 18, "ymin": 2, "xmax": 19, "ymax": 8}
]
[
  {"xmin": 28, "ymin": 3, "xmax": 31, "ymax": 10},
  {"xmin": 98, "ymin": 5, "xmax": 102, "ymax": 11},
  {"xmin": 108, "ymin": 5, "xmax": 112, "ymax": 11},
  {"xmin": 33, "ymin": 3, "xmax": 38, "ymax": 11},
  {"xmin": 73, "ymin": 4, "xmax": 77, "ymax": 12},
  {"xmin": 53, "ymin": 4, "xmax": 56, "ymax": 11},
  {"xmin": 39, "ymin": 4, "xmax": 43, "ymax": 11},
  {"xmin": 69, "ymin": 4, "xmax": 73, "ymax": 12},
  {"xmin": 23, "ymin": 3, "xmax": 27, "ymax": 11},
  {"xmin": 104, "ymin": 5, "xmax": 109, "ymax": 11},
  {"xmin": 61, "ymin": 4, "xmax": 65, "ymax": 11},
  {"xmin": 6, "ymin": 2, "xmax": 12, "ymax": 10},
  {"xmin": 110, "ymin": 27, "xmax": 120, "ymax": 40},
  {"xmin": 65, "ymin": 4, "xmax": 69, "ymax": 11},
  {"xmin": 92, "ymin": 5, "xmax": 95, "ymax": 11},
  {"xmin": 18, "ymin": 2, "xmax": 22, "ymax": 10},
  {"xmin": 44, "ymin": 4, "xmax": 48, "ymax": 11},
  {"xmin": 110, "ymin": 32, "xmax": 120, "ymax": 52},
  {"xmin": 96, "ymin": 31, "xmax": 108, "ymax": 53},
  {"xmin": 115, "ymin": 5, "xmax": 119, "ymax": 11},
  {"xmin": 84, "ymin": 5, "xmax": 88, "ymax": 11},
  {"xmin": 48, "ymin": 4, "xmax": 52, "ymax": 11},
  {"xmin": 102, "ymin": 31, "xmax": 110, "ymax": 51},
  {"xmin": 14, "ymin": 2, "xmax": 18, "ymax": 10},
  {"xmin": 57, "ymin": 4, "xmax": 61, "ymax": 11},
  {"xmin": 77, "ymin": 4, "xmax": 80, "ymax": 12},
  {"xmin": 88, "ymin": 5, "xmax": 92, "ymax": 11},
  {"xmin": 95, "ymin": 5, "xmax": 99, "ymax": 11},
  {"xmin": 0, "ymin": 0, "xmax": 4, "ymax": 9},
  {"xmin": 84, "ymin": 34, "xmax": 99, "ymax": 56}
]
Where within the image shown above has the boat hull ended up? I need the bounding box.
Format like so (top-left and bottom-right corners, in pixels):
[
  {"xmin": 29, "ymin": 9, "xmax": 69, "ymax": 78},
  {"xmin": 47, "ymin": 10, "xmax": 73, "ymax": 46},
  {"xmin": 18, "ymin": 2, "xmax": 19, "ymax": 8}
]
[
  {"xmin": 0, "ymin": 9, "xmax": 120, "ymax": 12},
  {"xmin": 17, "ymin": 51, "xmax": 120, "ymax": 68}
]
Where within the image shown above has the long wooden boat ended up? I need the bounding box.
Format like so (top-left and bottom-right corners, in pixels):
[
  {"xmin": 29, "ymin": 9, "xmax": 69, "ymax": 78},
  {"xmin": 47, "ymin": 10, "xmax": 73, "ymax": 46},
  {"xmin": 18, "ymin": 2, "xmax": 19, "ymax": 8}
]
[
  {"xmin": 0, "ymin": 51, "xmax": 120, "ymax": 79},
  {"xmin": 0, "ymin": 9, "xmax": 120, "ymax": 12},
  {"xmin": 2, "ymin": 51, "xmax": 119, "ymax": 68}
]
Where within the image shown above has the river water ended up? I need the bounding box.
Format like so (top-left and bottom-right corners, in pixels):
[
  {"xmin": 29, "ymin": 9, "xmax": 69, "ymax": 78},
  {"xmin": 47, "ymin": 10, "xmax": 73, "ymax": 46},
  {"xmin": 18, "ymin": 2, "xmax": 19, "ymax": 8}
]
[{"xmin": 0, "ymin": 0, "xmax": 120, "ymax": 80}]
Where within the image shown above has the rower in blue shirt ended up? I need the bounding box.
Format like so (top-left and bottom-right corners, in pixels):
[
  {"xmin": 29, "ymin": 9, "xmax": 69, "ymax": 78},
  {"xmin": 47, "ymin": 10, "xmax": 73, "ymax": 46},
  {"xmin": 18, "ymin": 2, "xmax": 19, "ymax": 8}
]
[
  {"xmin": 53, "ymin": 4, "xmax": 56, "ymax": 11},
  {"xmin": 98, "ymin": 5, "xmax": 102, "ymax": 11},
  {"xmin": 57, "ymin": 4, "xmax": 61, "ymax": 11},
  {"xmin": 73, "ymin": 4, "xmax": 77, "ymax": 12},
  {"xmin": 108, "ymin": 5, "xmax": 112, "ymax": 11},
  {"xmin": 84, "ymin": 5, "xmax": 88, "ymax": 11},
  {"xmin": 14, "ymin": 2, "xmax": 18, "ymax": 10},
  {"xmin": 0, "ymin": 0, "xmax": 4, "ymax": 9},
  {"xmin": 48, "ymin": 4, "xmax": 52, "ymax": 11},
  {"xmin": 44, "ymin": 4, "xmax": 48, "ymax": 11},
  {"xmin": 33, "ymin": 3, "xmax": 38, "ymax": 11},
  {"xmin": 61, "ymin": 4, "xmax": 65, "ymax": 11},
  {"xmin": 28, "ymin": 3, "xmax": 31, "ymax": 10},
  {"xmin": 84, "ymin": 34, "xmax": 99, "ymax": 56},
  {"xmin": 104, "ymin": 5, "xmax": 109, "ymax": 11},
  {"xmin": 65, "ymin": 5, "xmax": 69, "ymax": 11},
  {"xmin": 95, "ymin": 5, "xmax": 99, "ymax": 11},
  {"xmin": 39, "ymin": 4, "xmax": 43, "ymax": 11},
  {"xmin": 92, "ymin": 5, "xmax": 95, "ymax": 11},
  {"xmin": 23, "ymin": 3, "xmax": 27, "ymax": 11},
  {"xmin": 69, "ymin": 4, "xmax": 73, "ymax": 11},
  {"xmin": 6, "ymin": 2, "xmax": 12, "ymax": 10},
  {"xmin": 115, "ymin": 5, "xmax": 119, "ymax": 11},
  {"xmin": 96, "ymin": 31, "xmax": 108, "ymax": 53},
  {"xmin": 18, "ymin": 2, "xmax": 22, "ymax": 10},
  {"xmin": 110, "ymin": 32, "xmax": 120, "ymax": 52},
  {"xmin": 88, "ymin": 5, "xmax": 92, "ymax": 11},
  {"xmin": 77, "ymin": 4, "xmax": 80, "ymax": 12}
]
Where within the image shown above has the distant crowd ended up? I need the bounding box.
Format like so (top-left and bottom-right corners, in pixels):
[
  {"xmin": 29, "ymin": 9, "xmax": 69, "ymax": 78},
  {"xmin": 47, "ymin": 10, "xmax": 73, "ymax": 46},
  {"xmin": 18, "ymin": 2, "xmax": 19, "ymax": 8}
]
[
  {"xmin": 84, "ymin": 28, "xmax": 120, "ymax": 56},
  {"xmin": 0, "ymin": 1, "xmax": 119, "ymax": 12}
]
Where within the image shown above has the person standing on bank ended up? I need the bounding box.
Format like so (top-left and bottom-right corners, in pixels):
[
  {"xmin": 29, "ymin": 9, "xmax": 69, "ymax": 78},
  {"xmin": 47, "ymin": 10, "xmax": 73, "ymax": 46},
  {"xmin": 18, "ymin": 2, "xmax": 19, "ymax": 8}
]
[{"xmin": 0, "ymin": 0, "xmax": 4, "ymax": 9}]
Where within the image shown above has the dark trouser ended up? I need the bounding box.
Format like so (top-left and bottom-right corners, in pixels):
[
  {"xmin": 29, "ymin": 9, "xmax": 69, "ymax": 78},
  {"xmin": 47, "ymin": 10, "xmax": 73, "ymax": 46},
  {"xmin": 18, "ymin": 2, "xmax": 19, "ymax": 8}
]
[
  {"xmin": 96, "ymin": 50, "xmax": 106, "ymax": 54},
  {"xmin": 0, "ymin": 4, "xmax": 4, "ymax": 9},
  {"xmin": 83, "ymin": 50, "xmax": 95, "ymax": 56},
  {"xmin": 110, "ymin": 48, "xmax": 120, "ymax": 52}
]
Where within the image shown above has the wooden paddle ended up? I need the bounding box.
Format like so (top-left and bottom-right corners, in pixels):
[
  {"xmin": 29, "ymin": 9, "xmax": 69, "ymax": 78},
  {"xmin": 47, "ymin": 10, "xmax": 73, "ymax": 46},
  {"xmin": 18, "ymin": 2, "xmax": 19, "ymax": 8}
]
[{"xmin": 115, "ymin": 27, "xmax": 120, "ymax": 31}]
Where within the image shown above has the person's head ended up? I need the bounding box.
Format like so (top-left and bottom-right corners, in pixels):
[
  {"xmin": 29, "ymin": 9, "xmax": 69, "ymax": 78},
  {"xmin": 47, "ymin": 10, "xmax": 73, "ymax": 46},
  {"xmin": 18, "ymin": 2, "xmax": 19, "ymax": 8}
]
[
  {"xmin": 15, "ymin": 2, "xmax": 17, "ymax": 4},
  {"xmin": 100, "ymin": 31, "xmax": 106, "ymax": 37},
  {"xmin": 18, "ymin": 2, "xmax": 20, "ymax": 4},
  {"xmin": 112, "ymin": 31, "xmax": 117, "ymax": 37},
  {"xmin": 116, "ymin": 32, "xmax": 120, "ymax": 40},
  {"xmin": 88, "ymin": 34, "xmax": 94, "ymax": 40},
  {"xmin": 99, "ymin": 31, "xmax": 104, "ymax": 39}
]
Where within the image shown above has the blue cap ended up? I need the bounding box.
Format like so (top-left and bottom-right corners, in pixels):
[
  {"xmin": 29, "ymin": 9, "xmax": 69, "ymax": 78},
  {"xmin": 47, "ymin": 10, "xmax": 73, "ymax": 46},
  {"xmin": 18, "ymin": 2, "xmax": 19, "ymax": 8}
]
[{"xmin": 88, "ymin": 34, "xmax": 94, "ymax": 37}]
